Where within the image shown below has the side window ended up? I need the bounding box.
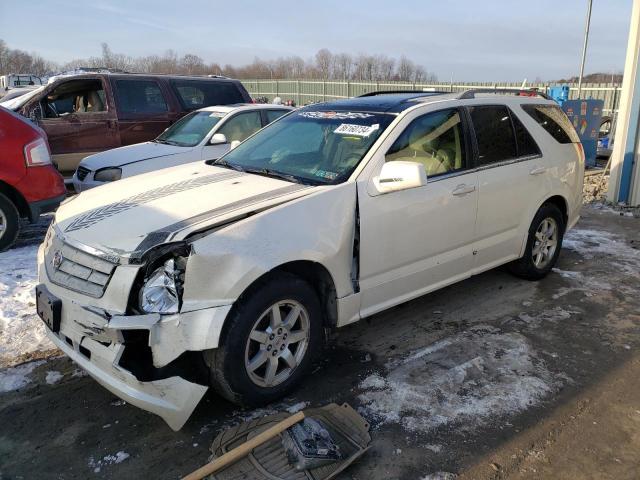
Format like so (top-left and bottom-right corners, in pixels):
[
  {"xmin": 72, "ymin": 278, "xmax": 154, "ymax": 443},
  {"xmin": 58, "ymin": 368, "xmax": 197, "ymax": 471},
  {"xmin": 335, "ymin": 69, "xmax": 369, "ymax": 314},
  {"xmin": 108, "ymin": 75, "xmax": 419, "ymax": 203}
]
[
  {"xmin": 265, "ymin": 109, "xmax": 288, "ymax": 123},
  {"xmin": 469, "ymin": 105, "xmax": 517, "ymax": 165},
  {"xmin": 510, "ymin": 110, "xmax": 541, "ymax": 157},
  {"xmin": 114, "ymin": 80, "xmax": 167, "ymax": 114},
  {"xmin": 171, "ymin": 80, "xmax": 245, "ymax": 110},
  {"xmin": 43, "ymin": 79, "xmax": 107, "ymax": 118},
  {"xmin": 386, "ymin": 108, "xmax": 467, "ymax": 177},
  {"xmin": 522, "ymin": 105, "xmax": 580, "ymax": 144},
  {"xmin": 218, "ymin": 111, "xmax": 262, "ymax": 143}
]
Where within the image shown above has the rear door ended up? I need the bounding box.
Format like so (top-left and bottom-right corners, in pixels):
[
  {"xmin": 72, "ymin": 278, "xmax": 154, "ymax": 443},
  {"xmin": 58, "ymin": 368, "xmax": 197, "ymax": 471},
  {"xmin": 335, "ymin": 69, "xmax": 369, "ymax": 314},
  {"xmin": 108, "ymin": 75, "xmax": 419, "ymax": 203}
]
[
  {"xmin": 111, "ymin": 77, "xmax": 172, "ymax": 146},
  {"xmin": 468, "ymin": 104, "xmax": 549, "ymax": 272}
]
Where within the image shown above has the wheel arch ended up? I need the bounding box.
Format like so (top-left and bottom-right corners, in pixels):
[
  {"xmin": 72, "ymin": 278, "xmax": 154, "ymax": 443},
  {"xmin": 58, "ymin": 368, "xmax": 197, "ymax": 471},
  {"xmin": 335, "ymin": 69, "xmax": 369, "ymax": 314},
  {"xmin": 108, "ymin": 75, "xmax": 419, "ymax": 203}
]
[
  {"xmin": 219, "ymin": 260, "xmax": 338, "ymax": 344},
  {"xmin": 541, "ymin": 194, "xmax": 569, "ymax": 227},
  {"xmin": 0, "ymin": 180, "xmax": 29, "ymax": 219}
]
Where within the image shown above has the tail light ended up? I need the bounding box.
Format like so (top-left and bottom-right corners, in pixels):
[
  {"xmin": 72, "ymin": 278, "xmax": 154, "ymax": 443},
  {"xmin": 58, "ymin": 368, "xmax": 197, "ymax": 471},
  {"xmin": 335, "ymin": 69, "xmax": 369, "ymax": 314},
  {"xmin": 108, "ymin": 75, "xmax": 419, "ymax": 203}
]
[{"xmin": 24, "ymin": 138, "xmax": 52, "ymax": 167}]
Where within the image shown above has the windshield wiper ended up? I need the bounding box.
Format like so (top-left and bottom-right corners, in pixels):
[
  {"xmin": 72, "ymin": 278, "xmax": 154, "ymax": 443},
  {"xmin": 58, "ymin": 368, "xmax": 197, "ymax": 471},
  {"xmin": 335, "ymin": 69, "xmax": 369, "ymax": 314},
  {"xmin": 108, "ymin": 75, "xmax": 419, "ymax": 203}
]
[
  {"xmin": 154, "ymin": 138, "xmax": 181, "ymax": 146},
  {"xmin": 243, "ymin": 167, "xmax": 313, "ymax": 185},
  {"xmin": 209, "ymin": 158, "xmax": 245, "ymax": 172}
]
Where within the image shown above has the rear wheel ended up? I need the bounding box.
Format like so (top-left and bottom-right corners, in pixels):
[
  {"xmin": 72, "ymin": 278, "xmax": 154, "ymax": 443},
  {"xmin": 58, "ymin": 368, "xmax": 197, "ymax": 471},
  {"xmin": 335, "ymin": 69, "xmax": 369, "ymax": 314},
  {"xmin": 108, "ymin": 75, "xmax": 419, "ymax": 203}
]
[
  {"xmin": 508, "ymin": 203, "xmax": 565, "ymax": 280},
  {"xmin": 0, "ymin": 193, "xmax": 20, "ymax": 252},
  {"xmin": 204, "ymin": 273, "xmax": 322, "ymax": 406}
]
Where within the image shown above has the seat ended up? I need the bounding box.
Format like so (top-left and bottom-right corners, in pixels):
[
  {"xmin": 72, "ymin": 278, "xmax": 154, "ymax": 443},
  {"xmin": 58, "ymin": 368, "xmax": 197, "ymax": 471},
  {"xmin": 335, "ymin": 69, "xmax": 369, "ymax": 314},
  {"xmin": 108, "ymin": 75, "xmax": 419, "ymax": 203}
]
[{"xmin": 86, "ymin": 90, "xmax": 105, "ymax": 112}]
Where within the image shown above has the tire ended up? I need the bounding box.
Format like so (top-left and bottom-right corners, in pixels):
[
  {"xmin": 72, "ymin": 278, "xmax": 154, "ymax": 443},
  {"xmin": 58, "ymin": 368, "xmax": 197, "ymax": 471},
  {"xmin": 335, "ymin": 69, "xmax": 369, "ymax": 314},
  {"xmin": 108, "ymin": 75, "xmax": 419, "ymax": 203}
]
[
  {"xmin": 508, "ymin": 203, "xmax": 565, "ymax": 280},
  {"xmin": 0, "ymin": 193, "xmax": 20, "ymax": 252},
  {"xmin": 204, "ymin": 272, "xmax": 323, "ymax": 406}
]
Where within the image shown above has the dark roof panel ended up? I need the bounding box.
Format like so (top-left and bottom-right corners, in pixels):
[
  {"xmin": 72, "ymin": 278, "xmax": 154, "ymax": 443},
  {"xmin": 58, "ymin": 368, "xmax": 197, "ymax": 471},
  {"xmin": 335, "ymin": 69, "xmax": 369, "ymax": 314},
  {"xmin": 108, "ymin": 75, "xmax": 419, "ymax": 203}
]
[{"xmin": 307, "ymin": 92, "xmax": 445, "ymax": 113}]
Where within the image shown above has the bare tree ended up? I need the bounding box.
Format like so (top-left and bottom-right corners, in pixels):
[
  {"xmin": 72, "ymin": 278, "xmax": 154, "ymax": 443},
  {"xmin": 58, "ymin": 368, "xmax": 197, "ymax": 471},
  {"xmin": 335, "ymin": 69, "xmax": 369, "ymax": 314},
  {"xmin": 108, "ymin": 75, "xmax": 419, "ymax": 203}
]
[{"xmin": 315, "ymin": 49, "xmax": 333, "ymax": 79}]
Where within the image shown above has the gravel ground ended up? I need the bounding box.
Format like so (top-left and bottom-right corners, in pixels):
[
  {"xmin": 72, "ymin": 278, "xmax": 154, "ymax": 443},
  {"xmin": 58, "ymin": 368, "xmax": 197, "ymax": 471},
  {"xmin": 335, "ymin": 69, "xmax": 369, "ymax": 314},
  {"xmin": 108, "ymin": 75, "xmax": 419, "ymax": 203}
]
[{"xmin": 1, "ymin": 204, "xmax": 639, "ymax": 479}]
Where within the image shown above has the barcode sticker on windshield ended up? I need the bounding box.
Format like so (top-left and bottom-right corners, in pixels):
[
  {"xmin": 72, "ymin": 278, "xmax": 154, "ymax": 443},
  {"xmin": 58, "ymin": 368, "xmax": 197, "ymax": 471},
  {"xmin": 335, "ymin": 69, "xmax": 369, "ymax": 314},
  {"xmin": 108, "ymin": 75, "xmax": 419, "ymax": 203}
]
[{"xmin": 334, "ymin": 123, "xmax": 379, "ymax": 137}]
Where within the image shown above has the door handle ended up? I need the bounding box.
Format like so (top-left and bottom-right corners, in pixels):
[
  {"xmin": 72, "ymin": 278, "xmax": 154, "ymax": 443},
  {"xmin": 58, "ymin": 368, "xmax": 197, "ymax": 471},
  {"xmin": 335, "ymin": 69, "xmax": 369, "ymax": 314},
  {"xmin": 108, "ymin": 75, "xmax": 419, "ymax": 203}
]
[
  {"xmin": 529, "ymin": 166, "xmax": 547, "ymax": 175},
  {"xmin": 452, "ymin": 184, "xmax": 476, "ymax": 196}
]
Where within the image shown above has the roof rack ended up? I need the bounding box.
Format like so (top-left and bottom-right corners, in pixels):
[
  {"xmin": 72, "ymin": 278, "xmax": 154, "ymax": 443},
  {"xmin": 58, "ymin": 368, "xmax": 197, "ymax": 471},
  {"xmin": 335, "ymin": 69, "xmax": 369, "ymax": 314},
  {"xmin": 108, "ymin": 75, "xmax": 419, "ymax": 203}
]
[
  {"xmin": 358, "ymin": 90, "xmax": 449, "ymax": 97},
  {"xmin": 457, "ymin": 88, "xmax": 551, "ymax": 100}
]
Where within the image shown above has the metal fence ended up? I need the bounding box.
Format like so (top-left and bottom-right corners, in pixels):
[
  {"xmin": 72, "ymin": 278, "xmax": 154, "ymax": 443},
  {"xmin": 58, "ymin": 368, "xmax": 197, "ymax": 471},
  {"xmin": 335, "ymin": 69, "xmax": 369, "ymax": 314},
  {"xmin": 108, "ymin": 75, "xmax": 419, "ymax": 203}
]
[{"xmin": 241, "ymin": 80, "xmax": 622, "ymax": 116}]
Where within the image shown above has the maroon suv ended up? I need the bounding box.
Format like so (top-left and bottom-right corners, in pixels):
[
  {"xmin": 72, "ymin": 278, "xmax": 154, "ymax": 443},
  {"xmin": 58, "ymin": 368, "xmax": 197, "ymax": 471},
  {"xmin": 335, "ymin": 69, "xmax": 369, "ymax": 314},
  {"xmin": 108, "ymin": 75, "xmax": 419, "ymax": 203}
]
[
  {"xmin": 9, "ymin": 73, "xmax": 252, "ymax": 175},
  {"xmin": 0, "ymin": 106, "xmax": 66, "ymax": 251}
]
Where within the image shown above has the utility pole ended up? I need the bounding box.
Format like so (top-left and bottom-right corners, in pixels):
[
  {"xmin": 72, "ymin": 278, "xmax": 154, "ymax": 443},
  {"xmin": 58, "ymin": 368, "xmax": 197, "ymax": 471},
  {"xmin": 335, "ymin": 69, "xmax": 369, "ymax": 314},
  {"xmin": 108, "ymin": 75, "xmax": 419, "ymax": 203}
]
[{"xmin": 577, "ymin": 0, "xmax": 593, "ymax": 97}]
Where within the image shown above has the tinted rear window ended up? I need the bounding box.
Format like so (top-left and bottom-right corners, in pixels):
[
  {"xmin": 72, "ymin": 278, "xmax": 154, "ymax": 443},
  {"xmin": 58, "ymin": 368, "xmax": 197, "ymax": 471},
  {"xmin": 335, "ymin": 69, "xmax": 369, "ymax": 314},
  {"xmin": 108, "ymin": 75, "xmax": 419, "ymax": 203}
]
[
  {"xmin": 171, "ymin": 80, "xmax": 245, "ymax": 110},
  {"xmin": 522, "ymin": 105, "xmax": 580, "ymax": 144},
  {"xmin": 511, "ymin": 110, "xmax": 541, "ymax": 156},
  {"xmin": 115, "ymin": 80, "xmax": 167, "ymax": 114},
  {"xmin": 469, "ymin": 105, "xmax": 517, "ymax": 165}
]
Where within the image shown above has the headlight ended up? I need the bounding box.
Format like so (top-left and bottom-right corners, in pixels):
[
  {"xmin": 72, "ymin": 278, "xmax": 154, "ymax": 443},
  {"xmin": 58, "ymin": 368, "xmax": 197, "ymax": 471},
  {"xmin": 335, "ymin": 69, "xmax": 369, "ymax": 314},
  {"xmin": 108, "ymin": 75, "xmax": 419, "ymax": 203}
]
[
  {"xmin": 139, "ymin": 257, "xmax": 185, "ymax": 314},
  {"xmin": 94, "ymin": 167, "xmax": 122, "ymax": 182}
]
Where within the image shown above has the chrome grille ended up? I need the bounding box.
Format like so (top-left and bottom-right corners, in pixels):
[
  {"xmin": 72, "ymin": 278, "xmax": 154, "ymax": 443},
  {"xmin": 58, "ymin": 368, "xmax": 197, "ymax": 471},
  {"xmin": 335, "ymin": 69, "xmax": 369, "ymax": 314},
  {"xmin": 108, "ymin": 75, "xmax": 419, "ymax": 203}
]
[
  {"xmin": 44, "ymin": 230, "xmax": 117, "ymax": 298},
  {"xmin": 76, "ymin": 166, "xmax": 91, "ymax": 181}
]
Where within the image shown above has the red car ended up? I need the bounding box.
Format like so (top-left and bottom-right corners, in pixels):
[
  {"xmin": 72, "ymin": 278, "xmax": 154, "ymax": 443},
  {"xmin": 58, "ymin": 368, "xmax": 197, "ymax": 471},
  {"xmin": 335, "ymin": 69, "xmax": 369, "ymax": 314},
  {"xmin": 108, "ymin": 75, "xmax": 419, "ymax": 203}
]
[{"xmin": 0, "ymin": 106, "xmax": 66, "ymax": 251}]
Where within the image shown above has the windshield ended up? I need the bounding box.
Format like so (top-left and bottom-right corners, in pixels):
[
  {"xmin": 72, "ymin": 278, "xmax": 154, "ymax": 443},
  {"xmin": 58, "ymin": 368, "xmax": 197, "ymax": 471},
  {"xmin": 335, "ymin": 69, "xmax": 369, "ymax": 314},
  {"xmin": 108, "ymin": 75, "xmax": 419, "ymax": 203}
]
[
  {"xmin": 214, "ymin": 110, "xmax": 394, "ymax": 185},
  {"xmin": 155, "ymin": 110, "xmax": 224, "ymax": 147}
]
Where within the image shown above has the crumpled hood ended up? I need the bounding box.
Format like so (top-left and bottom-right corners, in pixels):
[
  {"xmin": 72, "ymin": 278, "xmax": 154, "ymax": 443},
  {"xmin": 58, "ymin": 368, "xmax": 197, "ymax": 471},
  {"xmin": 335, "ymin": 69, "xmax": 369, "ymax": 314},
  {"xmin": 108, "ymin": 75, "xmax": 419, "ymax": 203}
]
[
  {"xmin": 55, "ymin": 163, "xmax": 313, "ymax": 259},
  {"xmin": 80, "ymin": 142, "xmax": 193, "ymax": 170}
]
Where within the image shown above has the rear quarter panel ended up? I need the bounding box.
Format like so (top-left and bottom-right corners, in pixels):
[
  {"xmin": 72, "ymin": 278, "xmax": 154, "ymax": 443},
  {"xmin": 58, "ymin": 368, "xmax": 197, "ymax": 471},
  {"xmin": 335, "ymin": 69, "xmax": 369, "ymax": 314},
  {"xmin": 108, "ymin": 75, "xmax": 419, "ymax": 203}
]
[{"xmin": 513, "ymin": 103, "xmax": 583, "ymax": 244}]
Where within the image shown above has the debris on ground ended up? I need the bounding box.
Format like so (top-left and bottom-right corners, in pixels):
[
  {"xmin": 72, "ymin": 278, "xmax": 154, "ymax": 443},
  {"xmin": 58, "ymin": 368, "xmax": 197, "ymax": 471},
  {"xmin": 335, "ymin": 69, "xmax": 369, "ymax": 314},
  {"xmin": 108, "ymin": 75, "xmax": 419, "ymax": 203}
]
[{"xmin": 202, "ymin": 403, "xmax": 370, "ymax": 480}]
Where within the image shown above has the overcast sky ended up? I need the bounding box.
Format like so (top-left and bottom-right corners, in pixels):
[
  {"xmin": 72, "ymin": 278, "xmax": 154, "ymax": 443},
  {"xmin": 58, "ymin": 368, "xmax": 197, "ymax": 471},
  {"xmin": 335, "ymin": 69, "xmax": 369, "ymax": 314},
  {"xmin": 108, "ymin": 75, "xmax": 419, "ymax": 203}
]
[{"xmin": 0, "ymin": 0, "xmax": 632, "ymax": 81}]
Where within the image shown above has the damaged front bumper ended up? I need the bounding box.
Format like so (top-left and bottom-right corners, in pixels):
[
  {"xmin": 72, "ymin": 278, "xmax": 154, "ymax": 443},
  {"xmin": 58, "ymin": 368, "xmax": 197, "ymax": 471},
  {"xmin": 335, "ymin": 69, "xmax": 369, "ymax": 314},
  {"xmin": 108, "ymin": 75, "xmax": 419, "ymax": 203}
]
[
  {"xmin": 46, "ymin": 328, "xmax": 207, "ymax": 430},
  {"xmin": 42, "ymin": 302, "xmax": 232, "ymax": 430}
]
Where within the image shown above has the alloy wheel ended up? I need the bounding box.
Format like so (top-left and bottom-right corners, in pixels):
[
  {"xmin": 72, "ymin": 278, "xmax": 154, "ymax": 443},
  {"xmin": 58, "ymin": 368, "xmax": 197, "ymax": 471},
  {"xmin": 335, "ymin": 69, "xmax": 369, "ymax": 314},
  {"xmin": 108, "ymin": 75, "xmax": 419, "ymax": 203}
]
[
  {"xmin": 532, "ymin": 217, "xmax": 558, "ymax": 269},
  {"xmin": 244, "ymin": 300, "xmax": 310, "ymax": 388}
]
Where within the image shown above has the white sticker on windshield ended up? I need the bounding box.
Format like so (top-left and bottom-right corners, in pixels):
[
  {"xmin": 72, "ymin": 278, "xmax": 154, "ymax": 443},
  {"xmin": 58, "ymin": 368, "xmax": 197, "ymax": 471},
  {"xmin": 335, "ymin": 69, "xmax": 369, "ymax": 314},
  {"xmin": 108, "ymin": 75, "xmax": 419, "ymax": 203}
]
[
  {"xmin": 334, "ymin": 123, "xmax": 379, "ymax": 137},
  {"xmin": 298, "ymin": 111, "xmax": 374, "ymax": 120},
  {"xmin": 209, "ymin": 112, "xmax": 225, "ymax": 118}
]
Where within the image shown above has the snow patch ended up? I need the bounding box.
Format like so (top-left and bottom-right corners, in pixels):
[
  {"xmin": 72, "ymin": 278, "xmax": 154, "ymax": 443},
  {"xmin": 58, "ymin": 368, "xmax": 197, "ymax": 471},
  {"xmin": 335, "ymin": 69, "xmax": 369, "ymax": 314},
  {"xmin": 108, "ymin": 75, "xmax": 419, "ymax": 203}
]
[
  {"xmin": 358, "ymin": 326, "xmax": 562, "ymax": 433},
  {"xmin": 420, "ymin": 473, "xmax": 457, "ymax": 480},
  {"xmin": 88, "ymin": 451, "xmax": 130, "ymax": 473},
  {"xmin": 0, "ymin": 360, "xmax": 45, "ymax": 393},
  {"xmin": 0, "ymin": 245, "xmax": 55, "ymax": 366},
  {"xmin": 286, "ymin": 401, "xmax": 308, "ymax": 413},
  {"xmin": 45, "ymin": 370, "xmax": 63, "ymax": 385},
  {"xmin": 563, "ymin": 228, "xmax": 640, "ymax": 275}
]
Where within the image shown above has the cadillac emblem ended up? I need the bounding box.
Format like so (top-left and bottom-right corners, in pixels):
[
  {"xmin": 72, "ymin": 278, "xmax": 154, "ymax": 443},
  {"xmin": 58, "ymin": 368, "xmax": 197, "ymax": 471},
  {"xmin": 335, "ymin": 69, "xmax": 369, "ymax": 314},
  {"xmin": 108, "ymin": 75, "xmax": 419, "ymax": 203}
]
[{"xmin": 52, "ymin": 250, "xmax": 64, "ymax": 269}]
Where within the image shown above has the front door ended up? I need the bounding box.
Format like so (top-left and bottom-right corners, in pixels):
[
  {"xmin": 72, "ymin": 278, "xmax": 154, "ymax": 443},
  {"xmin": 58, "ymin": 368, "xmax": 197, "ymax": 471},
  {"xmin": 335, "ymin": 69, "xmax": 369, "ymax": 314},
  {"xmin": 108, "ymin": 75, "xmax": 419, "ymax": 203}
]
[
  {"xmin": 30, "ymin": 77, "xmax": 119, "ymax": 174},
  {"xmin": 358, "ymin": 108, "xmax": 478, "ymax": 318}
]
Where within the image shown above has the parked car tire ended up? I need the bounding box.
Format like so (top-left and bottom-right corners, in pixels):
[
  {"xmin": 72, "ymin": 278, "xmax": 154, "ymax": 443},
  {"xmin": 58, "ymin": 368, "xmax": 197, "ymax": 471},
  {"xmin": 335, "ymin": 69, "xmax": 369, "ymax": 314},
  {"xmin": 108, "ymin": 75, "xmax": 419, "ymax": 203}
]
[
  {"xmin": 0, "ymin": 193, "xmax": 20, "ymax": 252},
  {"xmin": 508, "ymin": 203, "xmax": 565, "ymax": 280},
  {"xmin": 204, "ymin": 272, "xmax": 323, "ymax": 406}
]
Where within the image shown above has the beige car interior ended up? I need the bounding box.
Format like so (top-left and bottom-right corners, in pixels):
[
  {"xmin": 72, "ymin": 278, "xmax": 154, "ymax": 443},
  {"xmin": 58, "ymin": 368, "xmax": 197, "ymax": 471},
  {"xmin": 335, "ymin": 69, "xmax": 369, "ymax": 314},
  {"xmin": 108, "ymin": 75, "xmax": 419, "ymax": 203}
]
[
  {"xmin": 219, "ymin": 112, "xmax": 262, "ymax": 142},
  {"xmin": 386, "ymin": 110, "xmax": 464, "ymax": 176},
  {"xmin": 44, "ymin": 79, "xmax": 107, "ymax": 117}
]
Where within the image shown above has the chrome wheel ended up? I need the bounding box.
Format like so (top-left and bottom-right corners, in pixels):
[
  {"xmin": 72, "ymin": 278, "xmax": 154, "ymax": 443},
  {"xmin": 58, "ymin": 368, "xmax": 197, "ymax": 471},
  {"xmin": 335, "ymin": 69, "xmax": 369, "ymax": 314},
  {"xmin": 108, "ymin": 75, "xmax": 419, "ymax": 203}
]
[
  {"xmin": 532, "ymin": 217, "xmax": 558, "ymax": 269},
  {"xmin": 244, "ymin": 300, "xmax": 310, "ymax": 388},
  {"xmin": 0, "ymin": 209, "xmax": 6, "ymax": 240}
]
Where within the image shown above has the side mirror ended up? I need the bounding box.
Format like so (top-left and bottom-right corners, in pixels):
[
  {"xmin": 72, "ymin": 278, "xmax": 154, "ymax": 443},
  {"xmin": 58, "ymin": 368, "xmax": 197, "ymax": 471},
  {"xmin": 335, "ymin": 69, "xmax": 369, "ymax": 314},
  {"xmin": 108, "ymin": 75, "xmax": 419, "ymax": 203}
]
[
  {"xmin": 230, "ymin": 140, "xmax": 241, "ymax": 150},
  {"xmin": 209, "ymin": 133, "xmax": 228, "ymax": 145},
  {"xmin": 373, "ymin": 161, "xmax": 427, "ymax": 194}
]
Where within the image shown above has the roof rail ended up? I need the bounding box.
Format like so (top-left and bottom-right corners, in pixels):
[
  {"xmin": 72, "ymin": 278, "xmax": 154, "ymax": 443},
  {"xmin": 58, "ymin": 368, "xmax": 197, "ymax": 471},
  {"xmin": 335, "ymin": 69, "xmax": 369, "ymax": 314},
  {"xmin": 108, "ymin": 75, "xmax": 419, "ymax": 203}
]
[
  {"xmin": 358, "ymin": 90, "xmax": 449, "ymax": 97},
  {"xmin": 457, "ymin": 88, "xmax": 551, "ymax": 100}
]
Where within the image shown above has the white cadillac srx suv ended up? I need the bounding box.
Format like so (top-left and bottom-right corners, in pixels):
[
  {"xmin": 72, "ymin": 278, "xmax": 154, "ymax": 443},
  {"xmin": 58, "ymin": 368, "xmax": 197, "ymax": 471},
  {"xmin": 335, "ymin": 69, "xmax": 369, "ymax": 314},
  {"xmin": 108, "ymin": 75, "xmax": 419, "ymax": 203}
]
[{"xmin": 36, "ymin": 90, "xmax": 584, "ymax": 430}]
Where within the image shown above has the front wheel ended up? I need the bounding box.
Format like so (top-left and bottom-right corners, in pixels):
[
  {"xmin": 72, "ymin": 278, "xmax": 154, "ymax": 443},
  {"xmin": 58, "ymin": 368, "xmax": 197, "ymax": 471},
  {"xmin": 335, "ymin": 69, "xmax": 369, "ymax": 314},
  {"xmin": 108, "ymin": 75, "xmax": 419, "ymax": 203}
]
[
  {"xmin": 204, "ymin": 273, "xmax": 323, "ymax": 406},
  {"xmin": 508, "ymin": 203, "xmax": 565, "ymax": 280}
]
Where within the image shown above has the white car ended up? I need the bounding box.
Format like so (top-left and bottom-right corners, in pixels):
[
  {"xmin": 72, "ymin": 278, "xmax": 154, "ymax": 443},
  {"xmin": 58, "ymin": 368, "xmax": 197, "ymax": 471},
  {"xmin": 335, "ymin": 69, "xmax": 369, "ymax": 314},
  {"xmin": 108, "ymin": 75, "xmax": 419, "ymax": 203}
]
[
  {"xmin": 36, "ymin": 90, "xmax": 583, "ymax": 430},
  {"xmin": 72, "ymin": 104, "xmax": 293, "ymax": 192}
]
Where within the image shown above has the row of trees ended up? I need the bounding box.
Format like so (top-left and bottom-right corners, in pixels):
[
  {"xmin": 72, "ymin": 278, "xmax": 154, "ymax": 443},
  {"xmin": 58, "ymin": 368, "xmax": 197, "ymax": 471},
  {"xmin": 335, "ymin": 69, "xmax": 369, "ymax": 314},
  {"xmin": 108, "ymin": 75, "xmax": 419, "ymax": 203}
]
[{"xmin": 0, "ymin": 41, "xmax": 437, "ymax": 82}]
